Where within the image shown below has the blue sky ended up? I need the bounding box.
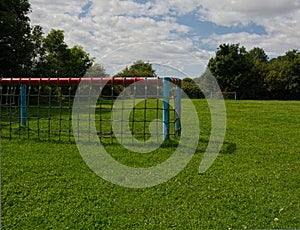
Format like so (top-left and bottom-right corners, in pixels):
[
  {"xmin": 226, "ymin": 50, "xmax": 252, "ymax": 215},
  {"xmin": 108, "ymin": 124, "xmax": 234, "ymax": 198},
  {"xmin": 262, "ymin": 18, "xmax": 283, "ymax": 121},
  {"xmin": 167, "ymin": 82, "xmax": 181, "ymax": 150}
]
[
  {"xmin": 177, "ymin": 15, "xmax": 267, "ymax": 37},
  {"xmin": 29, "ymin": 0, "xmax": 300, "ymax": 78},
  {"xmin": 78, "ymin": 1, "xmax": 93, "ymax": 19}
]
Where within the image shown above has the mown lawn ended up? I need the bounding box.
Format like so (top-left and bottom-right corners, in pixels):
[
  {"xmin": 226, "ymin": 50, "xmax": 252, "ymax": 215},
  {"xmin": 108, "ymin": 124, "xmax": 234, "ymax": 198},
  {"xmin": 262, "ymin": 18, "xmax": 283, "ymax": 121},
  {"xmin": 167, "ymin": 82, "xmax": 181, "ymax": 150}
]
[{"xmin": 1, "ymin": 100, "xmax": 300, "ymax": 229}]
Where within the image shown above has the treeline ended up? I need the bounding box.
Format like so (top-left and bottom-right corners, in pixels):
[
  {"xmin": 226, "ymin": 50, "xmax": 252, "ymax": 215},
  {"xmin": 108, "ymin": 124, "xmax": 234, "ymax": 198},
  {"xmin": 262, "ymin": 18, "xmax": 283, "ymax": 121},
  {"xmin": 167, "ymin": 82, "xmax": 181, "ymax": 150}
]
[
  {"xmin": 1, "ymin": 1, "xmax": 299, "ymax": 100},
  {"xmin": 0, "ymin": 0, "xmax": 94, "ymax": 78},
  {"xmin": 188, "ymin": 44, "xmax": 299, "ymax": 100}
]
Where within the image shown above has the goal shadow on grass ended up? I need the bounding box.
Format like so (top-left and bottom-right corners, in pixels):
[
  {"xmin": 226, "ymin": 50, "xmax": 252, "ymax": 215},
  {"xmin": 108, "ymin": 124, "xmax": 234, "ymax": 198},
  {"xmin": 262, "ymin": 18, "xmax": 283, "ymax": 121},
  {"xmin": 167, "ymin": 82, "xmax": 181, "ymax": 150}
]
[{"xmin": 195, "ymin": 137, "xmax": 237, "ymax": 155}]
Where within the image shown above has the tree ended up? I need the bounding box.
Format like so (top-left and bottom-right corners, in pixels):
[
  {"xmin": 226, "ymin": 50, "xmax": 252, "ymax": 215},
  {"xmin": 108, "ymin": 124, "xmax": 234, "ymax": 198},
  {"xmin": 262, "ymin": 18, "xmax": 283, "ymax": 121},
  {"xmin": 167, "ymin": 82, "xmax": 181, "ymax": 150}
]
[
  {"xmin": 264, "ymin": 69, "xmax": 284, "ymax": 99},
  {"xmin": 208, "ymin": 44, "xmax": 268, "ymax": 99},
  {"xmin": 84, "ymin": 64, "xmax": 111, "ymax": 96},
  {"xmin": 67, "ymin": 46, "xmax": 94, "ymax": 77},
  {"xmin": 0, "ymin": 0, "xmax": 93, "ymax": 78},
  {"xmin": 194, "ymin": 68, "xmax": 220, "ymax": 97},
  {"xmin": 35, "ymin": 29, "xmax": 94, "ymax": 77},
  {"xmin": 0, "ymin": 0, "xmax": 33, "ymax": 77},
  {"xmin": 84, "ymin": 64, "xmax": 110, "ymax": 78},
  {"xmin": 181, "ymin": 78, "xmax": 203, "ymax": 99},
  {"xmin": 115, "ymin": 60, "xmax": 156, "ymax": 78},
  {"xmin": 30, "ymin": 25, "xmax": 45, "ymax": 71},
  {"xmin": 248, "ymin": 47, "xmax": 268, "ymax": 63},
  {"xmin": 207, "ymin": 43, "xmax": 300, "ymax": 100},
  {"xmin": 265, "ymin": 50, "xmax": 300, "ymax": 99},
  {"xmin": 245, "ymin": 47, "xmax": 270, "ymax": 99}
]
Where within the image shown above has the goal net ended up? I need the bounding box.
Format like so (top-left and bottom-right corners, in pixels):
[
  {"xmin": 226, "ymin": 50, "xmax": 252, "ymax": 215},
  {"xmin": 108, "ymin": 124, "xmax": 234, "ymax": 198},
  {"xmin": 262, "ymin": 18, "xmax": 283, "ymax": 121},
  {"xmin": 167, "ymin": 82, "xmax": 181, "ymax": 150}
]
[{"xmin": 0, "ymin": 77, "xmax": 181, "ymax": 143}]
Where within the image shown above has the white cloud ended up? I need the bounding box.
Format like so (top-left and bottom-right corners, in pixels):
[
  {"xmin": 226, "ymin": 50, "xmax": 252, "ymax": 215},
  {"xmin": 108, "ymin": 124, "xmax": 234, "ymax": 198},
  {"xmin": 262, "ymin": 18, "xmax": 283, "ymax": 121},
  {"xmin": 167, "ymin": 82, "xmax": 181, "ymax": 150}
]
[
  {"xmin": 199, "ymin": 0, "xmax": 300, "ymax": 57},
  {"xmin": 28, "ymin": 0, "xmax": 300, "ymax": 77},
  {"xmin": 29, "ymin": 0, "xmax": 207, "ymax": 77},
  {"xmin": 194, "ymin": 0, "xmax": 300, "ymax": 59},
  {"xmin": 197, "ymin": 0, "xmax": 300, "ymax": 26},
  {"xmin": 145, "ymin": 0, "xmax": 200, "ymax": 16},
  {"xmin": 90, "ymin": 0, "xmax": 148, "ymax": 16}
]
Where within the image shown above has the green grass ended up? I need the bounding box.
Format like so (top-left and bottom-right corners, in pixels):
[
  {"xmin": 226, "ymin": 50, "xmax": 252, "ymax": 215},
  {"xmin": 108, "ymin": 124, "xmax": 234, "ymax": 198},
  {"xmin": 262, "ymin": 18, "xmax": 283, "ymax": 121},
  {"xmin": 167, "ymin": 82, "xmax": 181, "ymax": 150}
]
[
  {"xmin": 0, "ymin": 98, "xmax": 177, "ymax": 142},
  {"xmin": 1, "ymin": 100, "xmax": 300, "ymax": 229}
]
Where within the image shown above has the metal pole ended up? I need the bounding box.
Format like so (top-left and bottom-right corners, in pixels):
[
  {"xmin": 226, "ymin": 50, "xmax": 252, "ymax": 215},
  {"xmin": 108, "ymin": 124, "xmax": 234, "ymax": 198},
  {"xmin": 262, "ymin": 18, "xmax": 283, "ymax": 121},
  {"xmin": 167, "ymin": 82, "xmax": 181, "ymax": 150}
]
[
  {"xmin": 20, "ymin": 84, "xmax": 26, "ymax": 126},
  {"xmin": 175, "ymin": 81, "xmax": 181, "ymax": 137},
  {"xmin": 163, "ymin": 77, "xmax": 170, "ymax": 141}
]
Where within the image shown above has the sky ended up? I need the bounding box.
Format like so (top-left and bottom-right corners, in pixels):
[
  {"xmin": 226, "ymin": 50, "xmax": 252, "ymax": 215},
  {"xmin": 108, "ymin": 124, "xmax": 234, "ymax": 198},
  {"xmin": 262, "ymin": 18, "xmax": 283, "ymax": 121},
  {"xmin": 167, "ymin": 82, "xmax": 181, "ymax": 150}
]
[{"xmin": 28, "ymin": 0, "xmax": 300, "ymax": 78}]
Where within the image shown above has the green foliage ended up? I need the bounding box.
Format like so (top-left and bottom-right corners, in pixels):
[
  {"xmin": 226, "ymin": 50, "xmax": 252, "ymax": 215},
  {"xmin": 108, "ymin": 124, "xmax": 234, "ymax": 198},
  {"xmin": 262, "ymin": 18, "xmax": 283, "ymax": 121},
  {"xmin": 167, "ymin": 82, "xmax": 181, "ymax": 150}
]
[
  {"xmin": 194, "ymin": 68, "xmax": 221, "ymax": 97},
  {"xmin": 2, "ymin": 100, "xmax": 300, "ymax": 229},
  {"xmin": 0, "ymin": 0, "xmax": 33, "ymax": 77},
  {"xmin": 0, "ymin": 0, "xmax": 94, "ymax": 78},
  {"xmin": 208, "ymin": 44, "xmax": 300, "ymax": 100},
  {"xmin": 115, "ymin": 60, "xmax": 156, "ymax": 78},
  {"xmin": 208, "ymin": 44, "xmax": 266, "ymax": 99},
  {"xmin": 35, "ymin": 29, "xmax": 94, "ymax": 77},
  {"xmin": 84, "ymin": 64, "xmax": 110, "ymax": 78},
  {"xmin": 265, "ymin": 50, "xmax": 300, "ymax": 99},
  {"xmin": 181, "ymin": 78, "xmax": 203, "ymax": 99},
  {"xmin": 30, "ymin": 25, "xmax": 45, "ymax": 68}
]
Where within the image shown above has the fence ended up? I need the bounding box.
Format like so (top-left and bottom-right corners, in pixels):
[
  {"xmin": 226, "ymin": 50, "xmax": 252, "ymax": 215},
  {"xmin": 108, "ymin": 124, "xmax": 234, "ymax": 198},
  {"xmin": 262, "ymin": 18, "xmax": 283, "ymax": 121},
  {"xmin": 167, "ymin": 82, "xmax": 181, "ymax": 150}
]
[{"xmin": 0, "ymin": 77, "xmax": 181, "ymax": 143}]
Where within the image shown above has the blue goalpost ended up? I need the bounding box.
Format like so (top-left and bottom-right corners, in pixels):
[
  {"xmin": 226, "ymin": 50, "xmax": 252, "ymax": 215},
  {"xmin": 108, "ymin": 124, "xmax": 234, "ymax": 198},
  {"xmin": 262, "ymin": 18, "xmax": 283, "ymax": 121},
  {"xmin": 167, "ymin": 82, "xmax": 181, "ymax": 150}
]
[{"xmin": 1, "ymin": 77, "xmax": 181, "ymax": 142}]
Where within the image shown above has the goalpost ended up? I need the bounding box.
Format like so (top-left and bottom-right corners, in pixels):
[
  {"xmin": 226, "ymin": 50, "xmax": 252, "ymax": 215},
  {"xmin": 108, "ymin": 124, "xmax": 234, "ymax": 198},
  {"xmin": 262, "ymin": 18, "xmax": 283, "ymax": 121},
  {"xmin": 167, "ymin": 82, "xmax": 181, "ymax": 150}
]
[
  {"xmin": 210, "ymin": 91, "xmax": 237, "ymax": 100},
  {"xmin": 0, "ymin": 77, "xmax": 181, "ymax": 143}
]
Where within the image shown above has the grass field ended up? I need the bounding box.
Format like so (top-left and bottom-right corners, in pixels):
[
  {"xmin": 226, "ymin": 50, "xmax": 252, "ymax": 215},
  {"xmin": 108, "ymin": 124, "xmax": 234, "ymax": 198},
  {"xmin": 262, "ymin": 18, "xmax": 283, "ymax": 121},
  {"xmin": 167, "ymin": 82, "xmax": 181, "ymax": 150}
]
[
  {"xmin": 0, "ymin": 98, "xmax": 177, "ymax": 143},
  {"xmin": 1, "ymin": 100, "xmax": 300, "ymax": 229}
]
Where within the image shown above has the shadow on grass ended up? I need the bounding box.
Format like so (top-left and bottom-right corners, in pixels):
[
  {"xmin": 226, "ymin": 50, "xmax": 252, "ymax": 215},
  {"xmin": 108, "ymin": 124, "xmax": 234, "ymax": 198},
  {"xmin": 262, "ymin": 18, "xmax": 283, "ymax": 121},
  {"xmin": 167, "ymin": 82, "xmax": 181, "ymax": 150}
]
[
  {"xmin": 100, "ymin": 138, "xmax": 180, "ymax": 149},
  {"xmin": 195, "ymin": 138, "xmax": 237, "ymax": 155},
  {"xmin": 2, "ymin": 129, "xmax": 236, "ymax": 155},
  {"xmin": 220, "ymin": 142, "xmax": 237, "ymax": 154}
]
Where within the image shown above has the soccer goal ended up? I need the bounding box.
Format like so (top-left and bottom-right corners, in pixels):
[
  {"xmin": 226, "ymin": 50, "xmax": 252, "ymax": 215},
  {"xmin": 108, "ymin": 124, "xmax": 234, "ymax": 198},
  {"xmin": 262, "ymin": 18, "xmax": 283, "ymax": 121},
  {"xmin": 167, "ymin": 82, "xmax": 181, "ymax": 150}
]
[
  {"xmin": 0, "ymin": 77, "xmax": 181, "ymax": 143},
  {"xmin": 210, "ymin": 91, "xmax": 237, "ymax": 100}
]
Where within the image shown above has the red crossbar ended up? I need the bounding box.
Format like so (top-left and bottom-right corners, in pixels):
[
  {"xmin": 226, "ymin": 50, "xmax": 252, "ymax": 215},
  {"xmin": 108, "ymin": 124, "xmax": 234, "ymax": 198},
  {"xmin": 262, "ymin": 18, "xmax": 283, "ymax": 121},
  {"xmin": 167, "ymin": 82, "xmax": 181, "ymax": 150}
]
[
  {"xmin": 212, "ymin": 92, "xmax": 236, "ymax": 95},
  {"xmin": 0, "ymin": 77, "xmax": 181, "ymax": 86}
]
